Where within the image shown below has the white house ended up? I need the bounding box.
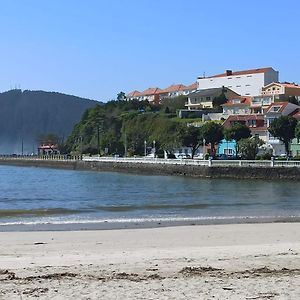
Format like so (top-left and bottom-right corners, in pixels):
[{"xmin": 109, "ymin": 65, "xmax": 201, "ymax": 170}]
[
  {"xmin": 197, "ymin": 67, "xmax": 279, "ymax": 96},
  {"xmin": 221, "ymin": 96, "xmax": 252, "ymax": 116},
  {"xmin": 264, "ymin": 102, "xmax": 300, "ymax": 156}
]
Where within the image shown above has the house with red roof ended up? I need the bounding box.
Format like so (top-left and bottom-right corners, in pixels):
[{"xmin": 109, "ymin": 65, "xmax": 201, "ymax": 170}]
[
  {"xmin": 197, "ymin": 67, "xmax": 279, "ymax": 97},
  {"xmin": 221, "ymin": 96, "xmax": 252, "ymax": 116},
  {"xmin": 127, "ymin": 82, "xmax": 197, "ymax": 104},
  {"xmin": 126, "ymin": 90, "xmax": 143, "ymax": 101},
  {"xmin": 160, "ymin": 84, "xmax": 187, "ymax": 99},
  {"xmin": 38, "ymin": 144, "xmax": 60, "ymax": 156},
  {"xmin": 261, "ymin": 82, "xmax": 300, "ymax": 102}
]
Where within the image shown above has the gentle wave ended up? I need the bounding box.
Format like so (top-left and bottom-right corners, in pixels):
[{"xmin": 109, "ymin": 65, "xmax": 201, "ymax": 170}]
[
  {"xmin": 93, "ymin": 203, "xmax": 209, "ymax": 212},
  {"xmin": 90, "ymin": 202, "xmax": 265, "ymax": 212},
  {"xmin": 0, "ymin": 215, "xmax": 299, "ymax": 226}
]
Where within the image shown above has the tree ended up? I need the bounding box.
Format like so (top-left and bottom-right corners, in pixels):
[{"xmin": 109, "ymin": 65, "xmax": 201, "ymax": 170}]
[
  {"xmin": 238, "ymin": 138, "xmax": 264, "ymax": 160},
  {"xmin": 180, "ymin": 126, "xmax": 203, "ymax": 158},
  {"xmin": 288, "ymin": 96, "xmax": 299, "ymax": 105},
  {"xmin": 212, "ymin": 87, "xmax": 228, "ymax": 108},
  {"xmin": 201, "ymin": 122, "xmax": 224, "ymax": 156},
  {"xmin": 224, "ymin": 123, "xmax": 251, "ymax": 156},
  {"xmin": 268, "ymin": 116, "xmax": 298, "ymax": 156},
  {"xmin": 117, "ymin": 91, "xmax": 126, "ymax": 101},
  {"xmin": 150, "ymin": 118, "xmax": 184, "ymax": 157},
  {"xmin": 160, "ymin": 95, "xmax": 187, "ymax": 113},
  {"xmin": 37, "ymin": 133, "xmax": 60, "ymax": 145}
]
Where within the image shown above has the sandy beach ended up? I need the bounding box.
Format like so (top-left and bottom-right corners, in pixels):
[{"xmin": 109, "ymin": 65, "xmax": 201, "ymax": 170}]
[{"xmin": 0, "ymin": 223, "xmax": 299, "ymax": 299}]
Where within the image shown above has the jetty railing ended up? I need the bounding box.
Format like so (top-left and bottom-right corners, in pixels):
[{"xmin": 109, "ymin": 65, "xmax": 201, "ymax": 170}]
[{"xmin": 1, "ymin": 154, "xmax": 300, "ymax": 168}]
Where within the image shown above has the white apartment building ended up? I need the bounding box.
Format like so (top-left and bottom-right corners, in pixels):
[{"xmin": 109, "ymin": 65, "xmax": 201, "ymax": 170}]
[{"xmin": 197, "ymin": 67, "xmax": 279, "ymax": 96}]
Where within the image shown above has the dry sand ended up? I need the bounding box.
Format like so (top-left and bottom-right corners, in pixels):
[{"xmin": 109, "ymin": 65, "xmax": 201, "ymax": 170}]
[{"xmin": 0, "ymin": 223, "xmax": 299, "ymax": 299}]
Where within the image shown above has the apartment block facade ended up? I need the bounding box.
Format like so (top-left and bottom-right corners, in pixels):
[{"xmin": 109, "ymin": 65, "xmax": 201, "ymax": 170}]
[{"xmin": 197, "ymin": 67, "xmax": 279, "ymax": 96}]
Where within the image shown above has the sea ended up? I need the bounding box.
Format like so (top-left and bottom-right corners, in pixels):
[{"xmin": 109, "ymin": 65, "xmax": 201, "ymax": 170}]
[{"xmin": 0, "ymin": 165, "xmax": 299, "ymax": 231}]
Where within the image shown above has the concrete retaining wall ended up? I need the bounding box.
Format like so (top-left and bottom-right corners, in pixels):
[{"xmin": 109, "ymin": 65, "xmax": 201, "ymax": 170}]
[{"xmin": 0, "ymin": 158, "xmax": 299, "ymax": 180}]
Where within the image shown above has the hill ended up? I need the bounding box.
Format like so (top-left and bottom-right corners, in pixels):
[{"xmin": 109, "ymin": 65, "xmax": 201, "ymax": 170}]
[{"xmin": 0, "ymin": 89, "xmax": 99, "ymax": 154}]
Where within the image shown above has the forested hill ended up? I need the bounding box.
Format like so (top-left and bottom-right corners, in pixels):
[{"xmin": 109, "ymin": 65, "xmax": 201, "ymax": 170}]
[{"xmin": 0, "ymin": 89, "xmax": 100, "ymax": 154}]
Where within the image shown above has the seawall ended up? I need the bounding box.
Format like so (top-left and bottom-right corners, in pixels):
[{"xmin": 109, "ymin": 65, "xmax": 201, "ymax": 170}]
[{"xmin": 1, "ymin": 157, "xmax": 300, "ymax": 180}]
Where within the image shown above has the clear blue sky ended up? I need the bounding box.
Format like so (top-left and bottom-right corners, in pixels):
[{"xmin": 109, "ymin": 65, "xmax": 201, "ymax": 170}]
[{"xmin": 0, "ymin": 0, "xmax": 299, "ymax": 102}]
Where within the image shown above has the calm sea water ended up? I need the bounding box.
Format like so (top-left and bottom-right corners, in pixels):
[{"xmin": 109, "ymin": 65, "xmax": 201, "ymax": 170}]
[{"xmin": 0, "ymin": 165, "xmax": 299, "ymax": 229}]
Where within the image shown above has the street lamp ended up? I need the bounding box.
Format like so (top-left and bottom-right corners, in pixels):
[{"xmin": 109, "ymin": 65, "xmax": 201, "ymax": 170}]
[
  {"xmin": 79, "ymin": 136, "xmax": 83, "ymax": 159},
  {"xmin": 153, "ymin": 140, "xmax": 156, "ymax": 158},
  {"xmin": 144, "ymin": 140, "xmax": 147, "ymax": 157}
]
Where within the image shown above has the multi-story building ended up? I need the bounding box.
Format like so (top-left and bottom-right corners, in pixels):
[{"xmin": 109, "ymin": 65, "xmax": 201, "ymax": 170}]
[
  {"xmin": 185, "ymin": 87, "xmax": 239, "ymax": 110},
  {"xmin": 261, "ymin": 82, "xmax": 300, "ymax": 101},
  {"xmin": 197, "ymin": 67, "xmax": 279, "ymax": 96},
  {"xmin": 221, "ymin": 96, "xmax": 252, "ymax": 116},
  {"xmin": 223, "ymin": 114, "xmax": 267, "ymax": 142}
]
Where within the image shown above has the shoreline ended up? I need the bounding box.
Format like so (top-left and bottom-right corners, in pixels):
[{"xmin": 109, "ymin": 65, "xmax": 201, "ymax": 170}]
[
  {"xmin": 1, "ymin": 215, "xmax": 300, "ymax": 232},
  {"xmin": 1, "ymin": 157, "xmax": 300, "ymax": 180},
  {"xmin": 0, "ymin": 222, "xmax": 299, "ymax": 299}
]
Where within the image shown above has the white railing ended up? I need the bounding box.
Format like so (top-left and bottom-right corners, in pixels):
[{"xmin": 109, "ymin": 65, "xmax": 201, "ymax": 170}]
[
  {"xmin": 82, "ymin": 156, "xmax": 300, "ymax": 168},
  {"xmin": 1, "ymin": 155, "xmax": 300, "ymax": 168}
]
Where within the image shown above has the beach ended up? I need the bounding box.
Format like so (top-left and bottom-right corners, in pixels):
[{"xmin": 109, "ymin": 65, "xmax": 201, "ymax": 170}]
[{"xmin": 0, "ymin": 223, "xmax": 299, "ymax": 299}]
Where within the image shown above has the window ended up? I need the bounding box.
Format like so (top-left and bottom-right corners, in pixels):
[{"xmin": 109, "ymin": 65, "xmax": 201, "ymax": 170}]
[
  {"xmin": 245, "ymin": 84, "xmax": 251, "ymax": 87},
  {"xmin": 236, "ymin": 76, "xmax": 241, "ymax": 78},
  {"xmin": 248, "ymin": 119, "xmax": 257, "ymax": 127},
  {"xmin": 247, "ymin": 75, "xmax": 252, "ymax": 77},
  {"xmin": 236, "ymin": 85, "xmax": 241, "ymax": 87},
  {"xmin": 228, "ymin": 77, "xmax": 232, "ymax": 80},
  {"xmin": 272, "ymin": 106, "xmax": 280, "ymax": 112},
  {"xmin": 224, "ymin": 149, "xmax": 233, "ymax": 155},
  {"xmin": 206, "ymin": 96, "xmax": 211, "ymax": 101},
  {"xmin": 245, "ymin": 93, "xmax": 250, "ymax": 95}
]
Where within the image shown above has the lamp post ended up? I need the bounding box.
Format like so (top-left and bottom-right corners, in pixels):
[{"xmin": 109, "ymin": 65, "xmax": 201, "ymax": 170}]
[
  {"xmin": 144, "ymin": 140, "xmax": 147, "ymax": 157},
  {"xmin": 97, "ymin": 126, "xmax": 100, "ymax": 156},
  {"xmin": 153, "ymin": 140, "xmax": 156, "ymax": 158},
  {"xmin": 79, "ymin": 136, "xmax": 83, "ymax": 159},
  {"xmin": 124, "ymin": 131, "xmax": 127, "ymax": 157}
]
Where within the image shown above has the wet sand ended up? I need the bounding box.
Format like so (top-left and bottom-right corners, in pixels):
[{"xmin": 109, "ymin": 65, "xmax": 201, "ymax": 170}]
[{"xmin": 0, "ymin": 223, "xmax": 299, "ymax": 299}]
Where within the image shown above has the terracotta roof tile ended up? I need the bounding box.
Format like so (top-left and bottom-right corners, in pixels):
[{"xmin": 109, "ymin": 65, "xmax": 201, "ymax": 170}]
[
  {"xmin": 127, "ymin": 90, "xmax": 142, "ymax": 97},
  {"xmin": 161, "ymin": 84, "xmax": 186, "ymax": 93},
  {"xmin": 202, "ymin": 67, "xmax": 274, "ymax": 79},
  {"xmin": 183, "ymin": 82, "xmax": 198, "ymax": 90},
  {"xmin": 281, "ymin": 83, "xmax": 300, "ymax": 89},
  {"xmin": 141, "ymin": 87, "xmax": 163, "ymax": 96},
  {"xmin": 222, "ymin": 96, "xmax": 252, "ymax": 107},
  {"xmin": 223, "ymin": 114, "xmax": 265, "ymax": 128}
]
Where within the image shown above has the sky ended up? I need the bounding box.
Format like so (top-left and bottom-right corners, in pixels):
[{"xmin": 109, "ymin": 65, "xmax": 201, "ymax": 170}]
[{"xmin": 0, "ymin": 0, "xmax": 299, "ymax": 102}]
